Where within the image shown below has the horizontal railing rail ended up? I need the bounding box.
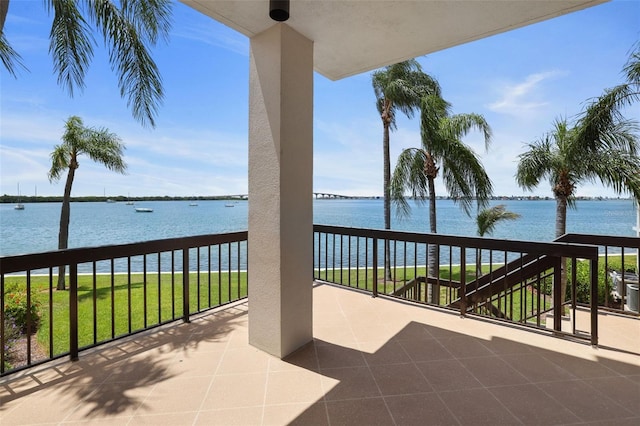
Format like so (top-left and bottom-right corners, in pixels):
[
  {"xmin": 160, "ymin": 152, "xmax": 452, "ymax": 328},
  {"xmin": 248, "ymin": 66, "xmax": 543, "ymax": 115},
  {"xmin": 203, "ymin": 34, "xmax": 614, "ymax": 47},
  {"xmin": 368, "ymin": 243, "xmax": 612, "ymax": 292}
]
[
  {"xmin": 313, "ymin": 224, "xmax": 600, "ymax": 346},
  {"xmin": 1, "ymin": 232, "xmax": 248, "ymax": 376}
]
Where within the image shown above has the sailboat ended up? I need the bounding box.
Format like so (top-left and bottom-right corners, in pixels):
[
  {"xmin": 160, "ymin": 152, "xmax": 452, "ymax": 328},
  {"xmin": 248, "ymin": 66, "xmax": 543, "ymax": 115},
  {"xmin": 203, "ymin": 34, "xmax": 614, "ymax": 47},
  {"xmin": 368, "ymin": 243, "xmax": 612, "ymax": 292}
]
[{"xmin": 14, "ymin": 183, "xmax": 25, "ymax": 210}]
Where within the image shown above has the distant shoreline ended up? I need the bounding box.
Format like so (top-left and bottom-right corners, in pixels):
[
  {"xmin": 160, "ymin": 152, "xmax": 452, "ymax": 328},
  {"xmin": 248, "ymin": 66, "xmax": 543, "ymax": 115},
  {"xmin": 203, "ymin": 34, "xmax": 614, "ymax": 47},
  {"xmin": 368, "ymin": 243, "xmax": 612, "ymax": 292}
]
[
  {"xmin": 1, "ymin": 195, "xmax": 636, "ymax": 204},
  {"xmin": 0, "ymin": 195, "xmax": 248, "ymax": 204}
]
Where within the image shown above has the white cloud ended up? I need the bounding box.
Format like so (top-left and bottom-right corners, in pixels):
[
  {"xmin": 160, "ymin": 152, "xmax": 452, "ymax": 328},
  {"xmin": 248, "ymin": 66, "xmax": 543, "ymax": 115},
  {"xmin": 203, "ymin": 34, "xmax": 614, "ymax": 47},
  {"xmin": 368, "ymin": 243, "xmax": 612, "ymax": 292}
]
[
  {"xmin": 488, "ymin": 71, "xmax": 568, "ymax": 117},
  {"xmin": 172, "ymin": 21, "xmax": 248, "ymax": 56}
]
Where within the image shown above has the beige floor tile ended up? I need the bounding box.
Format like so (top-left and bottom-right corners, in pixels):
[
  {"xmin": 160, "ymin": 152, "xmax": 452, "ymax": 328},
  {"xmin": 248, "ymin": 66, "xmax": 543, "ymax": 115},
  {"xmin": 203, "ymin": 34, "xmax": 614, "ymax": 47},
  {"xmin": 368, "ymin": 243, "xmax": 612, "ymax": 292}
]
[
  {"xmin": 542, "ymin": 351, "xmax": 622, "ymax": 379},
  {"xmin": 262, "ymin": 402, "xmax": 329, "ymax": 426},
  {"xmin": 136, "ymin": 376, "xmax": 212, "ymax": 415},
  {"xmin": 370, "ymin": 363, "xmax": 433, "ymax": 396},
  {"xmin": 459, "ymin": 355, "xmax": 529, "ymax": 387},
  {"xmin": 537, "ymin": 379, "xmax": 636, "ymax": 422},
  {"xmin": 61, "ymin": 417, "xmax": 133, "ymax": 425},
  {"xmin": 313, "ymin": 325, "xmax": 358, "ymax": 347},
  {"xmin": 320, "ymin": 366, "xmax": 381, "ymax": 400},
  {"xmin": 501, "ymin": 352, "xmax": 577, "ymax": 383},
  {"xmin": 1, "ymin": 385, "xmax": 87, "ymax": 425},
  {"xmin": 264, "ymin": 369, "xmax": 325, "ymax": 405},
  {"xmin": 166, "ymin": 348, "xmax": 224, "ymax": 377},
  {"xmin": 436, "ymin": 335, "xmax": 493, "ymax": 359},
  {"xmin": 269, "ymin": 342, "xmax": 319, "ymax": 372},
  {"xmin": 481, "ymin": 335, "xmax": 536, "ymax": 355},
  {"xmin": 596, "ymin": 356, "xmax": 640, "ymax": 376},
  {"xmin": 65, "ymin": 382, "xmax": 155, "ymax": 421},
  {"xmin": 385, "ymin": 393, "xmax": 458, "ymax": 426},
  {"xmin": 489, "ymin": 384, "xmax": 581, "ymax": 425},
  {"xmin": 416, "ymin": 358, "xmax": 483, "ymax": 391},
  {"xmin": 195, "ymin": 406, "xmax": 263, "ymax": 425},
  {"xmin": 201, "ymin": 373, "xmax": 267, "ymax": 410},
  {"xmin": 358, "ymin": 339, "xmax": 413, "ymax": 366},
  {"xmin": 315, "ymin": 343, "xmax": 366, "ymax": 370},
  {"xmin": 398, "ymin": 338, "xmax": 450, "ymax": 362},
  {"xmin": 584, "ymin": 376, "xmax": 640, "ymax": 416},
  {"xmin": 216, "ymin": 346, "xmax": 271, "ymax": 375},
  {"xmin": 440, "ymin": 388, "xmax": 520, "ymax": 425},
  {"xmin": 129, "ymin": 411, "xmax": 198, "ymax": 425},
  {"xmin": 388, "ymin": 321, "xmax": 434, "ymax": 342},
  {"xmin": 326, "ymin": 398, "xmax": 395, "ymax": 426}
]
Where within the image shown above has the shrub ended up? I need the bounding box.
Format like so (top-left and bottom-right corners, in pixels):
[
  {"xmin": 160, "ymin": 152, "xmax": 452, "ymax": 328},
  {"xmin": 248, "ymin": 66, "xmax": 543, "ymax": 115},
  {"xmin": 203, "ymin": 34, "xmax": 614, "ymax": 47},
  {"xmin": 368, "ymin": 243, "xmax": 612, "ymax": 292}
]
[
  {"xmin": 2, "ymin": 316, "xmax": 21, "ymax": 370},
  {"xmin": 3, "ymin": 283, "xmax": 41, "ymax": 334}
]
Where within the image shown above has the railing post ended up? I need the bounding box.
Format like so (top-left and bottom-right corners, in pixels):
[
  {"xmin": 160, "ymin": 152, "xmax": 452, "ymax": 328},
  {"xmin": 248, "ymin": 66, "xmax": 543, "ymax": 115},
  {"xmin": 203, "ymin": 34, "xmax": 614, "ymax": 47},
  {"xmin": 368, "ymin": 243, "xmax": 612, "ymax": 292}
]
[
  {"xmin": 183, "ymin": 248, "xmax": 190, "ymax": 323},
  {"xmin": 460, "ymin": 248, "xmax": 466, "ymax": 316},
  {"xmin": 553, "ymin": 257, "xmax": 562, "ymax": 332},
  {"xmin": 69, "ymin": 263, "xmax": 79, "ymax": 361},
  {"xmin": 590, "ymin": 258, "xmax": 599, "ymax": 346},
  {"xmin": 372, "ymin": 237, "xmax": 378, "ymax": 297}
]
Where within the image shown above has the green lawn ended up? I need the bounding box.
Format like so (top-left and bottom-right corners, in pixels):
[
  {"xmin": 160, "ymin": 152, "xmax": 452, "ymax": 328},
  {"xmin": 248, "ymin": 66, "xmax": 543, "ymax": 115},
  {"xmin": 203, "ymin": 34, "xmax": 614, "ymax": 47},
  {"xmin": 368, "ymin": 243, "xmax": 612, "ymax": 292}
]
[{"xmin": 3, "ymin": 271, "xmax": 247, "ymax": 358}]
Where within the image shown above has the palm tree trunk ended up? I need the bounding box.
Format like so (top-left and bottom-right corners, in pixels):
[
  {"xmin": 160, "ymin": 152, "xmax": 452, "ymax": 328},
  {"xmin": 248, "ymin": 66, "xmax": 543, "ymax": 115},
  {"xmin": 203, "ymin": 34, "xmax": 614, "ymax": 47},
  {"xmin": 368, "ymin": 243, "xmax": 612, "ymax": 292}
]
[
  {"xmin": 427, "ymin": 177, "xmax": 439, "ymax": 304},
  {"xmin": 383, "ymin": 122, "xmax": 392, "ymax": 282},
  {"xmin": 57, "ymin": 166, "xmax": 76, "ymax": 290},
  {"xmin": 555, "ymin": 196, "xmax": 568, "ymax": 316},
  {"xmin": 0, "ymin": 0, "xmax": 9, "ymax": 33}
]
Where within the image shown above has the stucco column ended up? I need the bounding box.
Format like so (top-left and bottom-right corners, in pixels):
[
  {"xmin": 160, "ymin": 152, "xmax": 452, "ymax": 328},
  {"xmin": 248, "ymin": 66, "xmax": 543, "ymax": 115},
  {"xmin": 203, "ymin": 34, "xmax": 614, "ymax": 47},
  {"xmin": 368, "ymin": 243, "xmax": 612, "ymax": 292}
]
[{"xmin": 248, "ymin": 24, "xmax": 313, "ymax": 358}]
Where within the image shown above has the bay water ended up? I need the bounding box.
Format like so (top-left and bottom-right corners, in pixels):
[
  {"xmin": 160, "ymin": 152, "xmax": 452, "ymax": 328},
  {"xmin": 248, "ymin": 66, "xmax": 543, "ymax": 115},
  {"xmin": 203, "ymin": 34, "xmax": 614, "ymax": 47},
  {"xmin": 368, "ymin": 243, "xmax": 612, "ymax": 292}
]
[{"xmin": 1, "ymin": 198, "xmax": 637, "ymax": 258}]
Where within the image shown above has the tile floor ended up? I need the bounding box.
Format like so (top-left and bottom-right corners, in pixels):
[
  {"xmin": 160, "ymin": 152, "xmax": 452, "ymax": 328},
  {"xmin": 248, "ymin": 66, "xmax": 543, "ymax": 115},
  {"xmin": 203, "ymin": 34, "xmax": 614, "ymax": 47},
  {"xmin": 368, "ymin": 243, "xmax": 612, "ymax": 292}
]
[{"xmin": 1, "ymin": 282, "xmax": 639, "ymax": 425}]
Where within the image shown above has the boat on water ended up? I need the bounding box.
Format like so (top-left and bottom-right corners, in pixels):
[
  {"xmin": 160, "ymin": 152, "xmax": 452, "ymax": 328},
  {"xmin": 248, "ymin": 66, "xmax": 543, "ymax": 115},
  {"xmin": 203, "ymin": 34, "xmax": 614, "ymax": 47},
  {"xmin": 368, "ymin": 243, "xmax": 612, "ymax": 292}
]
[
  {"xmin": 14, "ymin": 183, "xmax": 24, "ymax": 210},
  {"xmin": 135, "ymin": 207, "xmax": 154, "ymax": 213},
  {"xmin": 225, "ymin": 203, "xmax": 235, "ymax": 207},
  {"xmin": 126, "ymin": 201, "xmax": 134, "ymax": 205},
  {"xmin": 189, "ymin": 202, "xmax": 198, "ymax": 206}
]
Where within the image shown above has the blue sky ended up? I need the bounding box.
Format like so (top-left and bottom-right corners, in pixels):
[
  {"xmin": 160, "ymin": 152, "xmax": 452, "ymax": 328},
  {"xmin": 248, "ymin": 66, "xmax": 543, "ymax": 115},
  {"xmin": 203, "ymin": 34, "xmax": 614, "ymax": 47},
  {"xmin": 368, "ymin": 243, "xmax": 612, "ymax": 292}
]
[{"xmin": 1, "ymin": 0, "xmax": 639, "ymax": 198}]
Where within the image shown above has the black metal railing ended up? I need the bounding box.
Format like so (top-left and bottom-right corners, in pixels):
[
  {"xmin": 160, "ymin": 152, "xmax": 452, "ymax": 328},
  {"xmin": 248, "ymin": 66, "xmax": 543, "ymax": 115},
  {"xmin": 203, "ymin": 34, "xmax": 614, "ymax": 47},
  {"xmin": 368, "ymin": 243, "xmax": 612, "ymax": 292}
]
[
  {"xmin": 313, "ymin": 225, "xmax": 603, "ymax": 345},
  {"xmin": 1, "ymin": 232, "xmax": 248, "ymax": 376},
  {"xmin": 3, "ymin": 227, "xmax": 638, "ymax": 376},
  {"xmin": 556, "ymin": 234, "xmax": 640, "ymax": 314}
]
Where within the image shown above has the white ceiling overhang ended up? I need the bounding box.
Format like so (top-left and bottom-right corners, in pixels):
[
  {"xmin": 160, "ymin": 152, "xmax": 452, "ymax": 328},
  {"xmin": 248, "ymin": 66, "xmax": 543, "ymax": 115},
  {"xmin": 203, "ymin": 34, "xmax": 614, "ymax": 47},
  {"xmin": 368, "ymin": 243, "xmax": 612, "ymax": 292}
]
[{"xmin": 180, "ymin": 0, "xmax": 608, "ymax": 80}]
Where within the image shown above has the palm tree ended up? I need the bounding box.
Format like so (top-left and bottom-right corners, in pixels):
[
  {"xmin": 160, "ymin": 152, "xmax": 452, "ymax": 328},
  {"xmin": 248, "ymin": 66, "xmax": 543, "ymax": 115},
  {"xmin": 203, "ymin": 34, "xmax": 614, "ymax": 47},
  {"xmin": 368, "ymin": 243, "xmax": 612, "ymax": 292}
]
[
  {"xmin": 372, "ymin": 60, "xmax": 442, "ymax": 231},
  {"xmin": 1, "ymin": 0, "xmax": 172, "ymax": 127},
  {"xmin": 372, "ymin": 60, "xmax": 440, "ymax": 280},
  {"xmin": 516, "ymin": 117, "xmax": 640, "ymax": 312},
  {"xmin": 477, "ymin": 204, "xmax": 520, "ymax": 237},
  {"xmin": 391, "ymin": 94, "xmax": 493, "ymax": 302},
  {"xmin": 49, "ymin": 116, "xmax": 127, "ymax": 290},
  {"xmin": 579, "ymin": 41, "xmax": 639, "ymax": 150},
  {"xmin": 476, "ymin": 204, "xmax": 520, "ymax": 275}
]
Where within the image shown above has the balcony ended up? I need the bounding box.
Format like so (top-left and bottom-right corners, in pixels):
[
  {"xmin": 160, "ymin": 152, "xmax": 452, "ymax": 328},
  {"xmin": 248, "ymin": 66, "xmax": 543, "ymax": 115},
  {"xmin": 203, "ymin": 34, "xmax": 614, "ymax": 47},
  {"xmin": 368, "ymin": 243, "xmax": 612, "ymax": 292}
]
[
  {"xmin": 1, "ymin": 227, "xmax": 639, "ymax": 424},
  {"xmin": 1, "ymin": 282, "xmax": 639, "ymax": 424}
]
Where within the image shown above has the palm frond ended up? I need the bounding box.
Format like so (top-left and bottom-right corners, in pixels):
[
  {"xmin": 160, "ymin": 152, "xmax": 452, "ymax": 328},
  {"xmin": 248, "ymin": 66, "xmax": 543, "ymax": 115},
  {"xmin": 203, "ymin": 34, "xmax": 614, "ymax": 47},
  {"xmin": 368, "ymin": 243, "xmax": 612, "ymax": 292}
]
[
  {"xmin": 516, "ymin": 138, "xmax": 554, "ymax": 191},
  {"xmin": 390, "ymin": 148, "xmax": 428, "ymax": 218},
  {"xmin": 84, "ymin": 127, "xmax": 127, "ymax": 174},
  {"xmin": 121, "ymin": 0, "xmax": 172, "ymax": 44},
  {"xmin": 443, "ymin": 113, "xmax": 492, "ymax": 152},
  {"xmin": 477, "ymin": 204, "xmax": 520, "ymax": 237},
  {"xmin": 48, "ymin": 144, "xmax": 70, "ymax": 182},
  {"xmin": 441, "ymin": 139, "xmax": 493, "ymax": 215},
  {"xmin": 47, "ymin": 0, "xmax": 94, "ymax": 96},
  {"xmin": 583, "ymin": 149, "xmax": 640, "ymax": 199},
  {"xmin": 87, "ymin": 1, "xmax": 163, "ymax": 127},
  {"xmin": 0, "ymin": 32, "xmax": 27, "ymax": 77}
]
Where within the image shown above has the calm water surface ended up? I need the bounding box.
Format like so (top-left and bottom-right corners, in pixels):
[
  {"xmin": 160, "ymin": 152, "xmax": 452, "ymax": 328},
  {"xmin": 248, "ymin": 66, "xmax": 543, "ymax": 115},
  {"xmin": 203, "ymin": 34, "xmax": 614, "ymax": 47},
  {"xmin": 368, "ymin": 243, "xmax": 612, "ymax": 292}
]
[{"xmin": 1, "ymin": 198, "xmax": 637, "ymax": 257}]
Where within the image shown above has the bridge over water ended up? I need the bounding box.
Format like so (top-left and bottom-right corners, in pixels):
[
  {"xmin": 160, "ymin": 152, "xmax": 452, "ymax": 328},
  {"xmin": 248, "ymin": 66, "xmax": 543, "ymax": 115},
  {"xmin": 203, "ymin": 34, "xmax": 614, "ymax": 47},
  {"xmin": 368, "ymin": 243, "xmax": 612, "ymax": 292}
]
[{"xmin": 224, "ymin": 193, "xmax": 379, "ymax": 200}]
